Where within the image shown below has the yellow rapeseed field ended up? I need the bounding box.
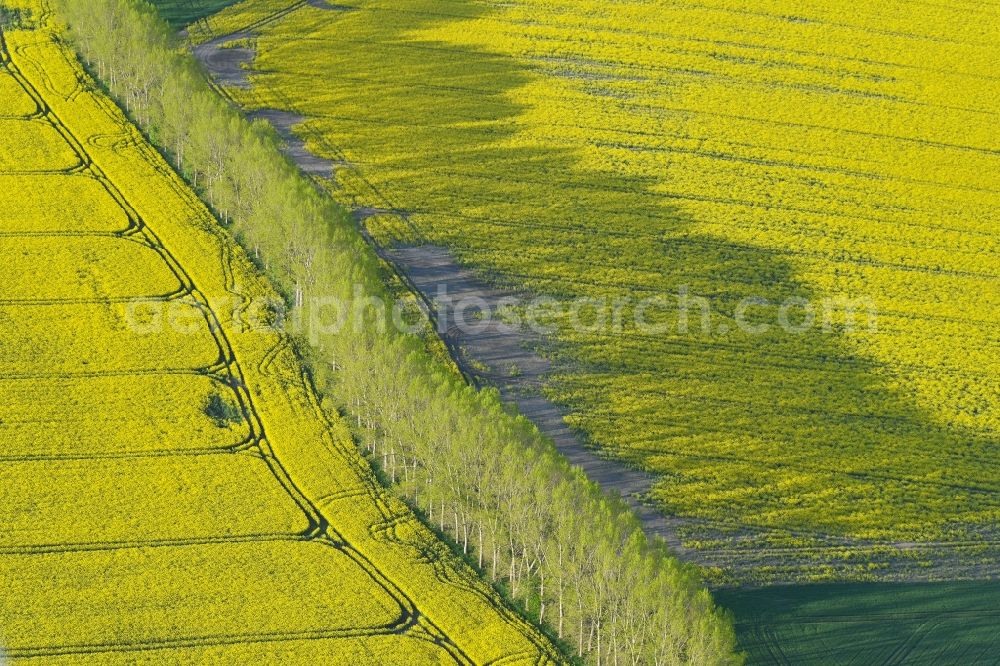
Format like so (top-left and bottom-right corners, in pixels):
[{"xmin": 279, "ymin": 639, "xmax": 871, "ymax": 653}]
[
  {"xmin": 0, "ymin": 2, "xmax": 560, "ymax": 661},
  {"xmin": 200, "ymin": 0, "xmax": 1000, "ymax": 581}
]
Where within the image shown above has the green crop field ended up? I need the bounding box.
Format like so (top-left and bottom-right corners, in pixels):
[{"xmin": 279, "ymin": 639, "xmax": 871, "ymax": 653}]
[
  {"xmin": 716, "ymin": 581, "xmax": 1000, "ymax": 664},
  {"xmin": 189, "ymin": 0, "xmax": 1000, "ymax": 585}
]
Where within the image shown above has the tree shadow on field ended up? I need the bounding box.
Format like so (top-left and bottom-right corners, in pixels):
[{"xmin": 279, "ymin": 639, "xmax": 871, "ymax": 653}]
[{"xmin": 244, "ymin": 0, "xmax": 1000, "ymax": 557}]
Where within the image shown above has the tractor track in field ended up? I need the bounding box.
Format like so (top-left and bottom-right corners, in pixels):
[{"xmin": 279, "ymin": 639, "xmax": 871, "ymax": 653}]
[
  {"xmin": 620, "ymin": 443, "xmax": 1000, "ymax": 496},
  {"xmin": 240, "ymin": 90, "xmax": 1000, "ymax": 204},
  {"xmin": 298, "ymin": 364, "xmax": 554, "ymax": 661},
  {"xmin": 741, "ymin": 604, "xmax": 1000, "ymax": 666},
  {"xmin": 0, "ymin": 447, "xmax": 249, "ymax": 464},
  {"xmin": 239, "ymin": 44, "xmax": 1000, "ymax": 195},
  {"xmin": 187, "ymin": 0, "xmax": 341, "ymax": 90},
  {"xmin": 0, "ymin": 292, "xmax": 188, "ymax": 306},
  {"xmin": 255, "ymin": 332, "xmax": 554, "ymax": 661},
  {"xmin": 0, "ymin": 229, "xmax": 134, "ymax": 237},
  {"xmin": 3, "ymin": 27, "xmax": 289, "ymax": 513},
  {"xmin": 0, "ymin": 532, "xmax": 313, "ymax": 558},
  {"xmin": 8, "ymin": 577, "xmax": 415, "ymax": 662},
  {"xmin": 0, "ymin": 22, "xmax": 512, "ymax": 664}
]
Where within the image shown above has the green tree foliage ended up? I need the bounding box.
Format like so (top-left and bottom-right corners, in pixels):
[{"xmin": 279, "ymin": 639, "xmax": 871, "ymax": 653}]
[
  {"xmin": 0, "ymin": 6, "xmax": 30, "ymax": 27},
  {"xmin": 203, "ymin": 390, "xmax": 243, "ymax": 427},
  {"xmin": 50, "ymin": 0, "xmax": 742, "ymax": 662}
]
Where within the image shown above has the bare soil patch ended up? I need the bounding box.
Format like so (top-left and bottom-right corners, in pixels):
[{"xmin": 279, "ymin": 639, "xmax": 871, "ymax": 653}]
[
  {"xmin": 248, "ymin": 109, "xmax": 335, "ymax": 177},
  {"xmin": 192, "ymin": 32, "xmax": 254, "ymax": 89}
]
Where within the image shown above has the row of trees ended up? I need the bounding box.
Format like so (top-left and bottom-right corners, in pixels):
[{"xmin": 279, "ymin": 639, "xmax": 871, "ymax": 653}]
[{"xmin": 52, "ymin": 0, "xmax": 741, "ymax": 662}]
